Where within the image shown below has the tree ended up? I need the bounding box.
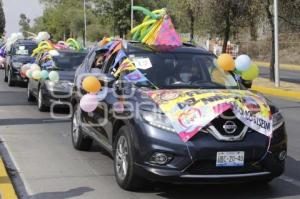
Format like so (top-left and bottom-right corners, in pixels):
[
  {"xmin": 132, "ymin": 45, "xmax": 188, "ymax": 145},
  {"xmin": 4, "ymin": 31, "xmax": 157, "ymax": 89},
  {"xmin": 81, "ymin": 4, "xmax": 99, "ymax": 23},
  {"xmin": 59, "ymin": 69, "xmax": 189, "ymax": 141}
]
[
  {"xmin": 0, "ymin": 0, "xmax": 5, "ymax": 36},
  {"xmin": 209, "ymin": 0, "xmax": 252, "ymax": 53},
  {"xmin": 169, "ymin": 0, "xmax": 204, "ymax": 42},
  {"xmin": 19, "ymin": 14, "xmax": 31, "ymax": 36},
  {"xmin": 262, "ymin": 0, "xmax": 300, "ymax": 81}
]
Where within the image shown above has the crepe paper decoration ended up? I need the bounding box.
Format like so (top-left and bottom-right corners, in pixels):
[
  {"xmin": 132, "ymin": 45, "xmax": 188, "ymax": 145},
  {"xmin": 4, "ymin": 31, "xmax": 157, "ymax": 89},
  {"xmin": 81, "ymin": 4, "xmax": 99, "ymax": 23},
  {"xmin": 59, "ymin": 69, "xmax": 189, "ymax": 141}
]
[
  {"xmin": 131, "ymin": 6, "xmax": 182, "ymax": 51},
  {"xmin": 111, "ymin": 50, "xmax": 127, "ymax": 69},
  {"xmin": 114, "ymin": 58, "xmax": 137, "ymax": 77},
  {"xmin": 148, "ymin": 90, "xmax": 272, "ymax": 142},
  {"xmin": 124, "ymin": 69, "xmax": 148, "ymax": 83},
  {"xmin": 98, "ymin": 37, "xmax": 112, "ymax": 47}
]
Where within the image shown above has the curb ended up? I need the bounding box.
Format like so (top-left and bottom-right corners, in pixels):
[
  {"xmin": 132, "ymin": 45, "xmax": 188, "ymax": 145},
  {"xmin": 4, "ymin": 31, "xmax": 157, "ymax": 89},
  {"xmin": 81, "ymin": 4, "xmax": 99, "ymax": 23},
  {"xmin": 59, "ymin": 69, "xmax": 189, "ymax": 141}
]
[
  {"xmin": 252, "ymin": 85, "xmax": 300, "ymax": 101},
  {"xmin": 0, "ymin": 158, "xmax": 18, "ymax": 199},
  {"xmin": 254, "ymin": 61, "xmax": 300, "ymax": 72}
]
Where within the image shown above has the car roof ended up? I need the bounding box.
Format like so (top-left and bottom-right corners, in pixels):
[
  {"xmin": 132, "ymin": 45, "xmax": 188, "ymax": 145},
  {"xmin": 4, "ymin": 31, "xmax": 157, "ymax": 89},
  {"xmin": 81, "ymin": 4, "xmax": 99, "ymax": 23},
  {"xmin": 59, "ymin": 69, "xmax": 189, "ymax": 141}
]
[
  {"xmin": 55, "ymin": 49, "xmax": 87, "ymax": 54},
  {"xmin": 126, "ymin": 41, "xmax": 213, "ymax": 55}
]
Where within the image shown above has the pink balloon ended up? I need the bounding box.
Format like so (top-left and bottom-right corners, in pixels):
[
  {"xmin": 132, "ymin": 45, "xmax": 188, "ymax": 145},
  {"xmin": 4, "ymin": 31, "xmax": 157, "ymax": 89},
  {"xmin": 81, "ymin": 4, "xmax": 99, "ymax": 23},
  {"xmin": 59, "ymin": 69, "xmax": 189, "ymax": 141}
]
[{"xmin": 80, "ymin": 94, "xmax": 98, "ymax": 112}]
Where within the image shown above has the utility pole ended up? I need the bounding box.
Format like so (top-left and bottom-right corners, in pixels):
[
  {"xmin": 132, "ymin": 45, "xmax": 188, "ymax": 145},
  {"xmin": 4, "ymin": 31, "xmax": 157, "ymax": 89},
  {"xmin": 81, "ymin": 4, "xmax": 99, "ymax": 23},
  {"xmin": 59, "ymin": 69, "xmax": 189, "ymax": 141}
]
[
  {"xmin": 130, "ymin": 0, "xmax": 134, "ymax": 29},
  {"xmin": 83, "ymin": 0, "xmax": 87, "ymax": 47},
  {"xmin": 274, "ymin": 0, "xmax": 280, "ymax": 87}
]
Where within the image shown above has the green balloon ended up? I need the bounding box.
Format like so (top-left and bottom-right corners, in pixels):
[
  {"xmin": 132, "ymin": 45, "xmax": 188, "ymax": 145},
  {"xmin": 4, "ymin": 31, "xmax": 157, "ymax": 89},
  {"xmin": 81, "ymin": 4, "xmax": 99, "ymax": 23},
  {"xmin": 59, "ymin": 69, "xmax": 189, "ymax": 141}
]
[
  {"xmin": 241, "ymin": 63, "xmax": 260, "ymax": 81},
  {"xmin": 234, "ymin": 69, "xmax": 242, "ymax": 75}
]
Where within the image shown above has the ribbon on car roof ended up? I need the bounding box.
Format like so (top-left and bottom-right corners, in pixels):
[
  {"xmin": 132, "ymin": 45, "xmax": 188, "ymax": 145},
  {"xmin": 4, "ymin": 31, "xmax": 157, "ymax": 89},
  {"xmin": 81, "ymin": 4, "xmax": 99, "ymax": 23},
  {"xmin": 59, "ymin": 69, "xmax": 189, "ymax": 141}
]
[{"xmin": 147, "ymin": 89, "xmax": 272, "ymax": 142}]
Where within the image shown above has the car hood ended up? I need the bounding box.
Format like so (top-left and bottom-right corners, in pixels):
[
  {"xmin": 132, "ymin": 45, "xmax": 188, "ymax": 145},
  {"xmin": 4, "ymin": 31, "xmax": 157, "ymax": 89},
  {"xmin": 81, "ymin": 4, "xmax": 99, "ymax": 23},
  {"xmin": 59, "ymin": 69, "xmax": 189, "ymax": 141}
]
[
  {"xmin": 12, "ymin": 55, "xmax": 35, "ymax": 64},
  {"xmin": 57, "ymin": 70, "xmax": 75, "ymax": 82},
  {"xmin": 140, "ymin": 89, "xmax": 273, "ymax": 142}
]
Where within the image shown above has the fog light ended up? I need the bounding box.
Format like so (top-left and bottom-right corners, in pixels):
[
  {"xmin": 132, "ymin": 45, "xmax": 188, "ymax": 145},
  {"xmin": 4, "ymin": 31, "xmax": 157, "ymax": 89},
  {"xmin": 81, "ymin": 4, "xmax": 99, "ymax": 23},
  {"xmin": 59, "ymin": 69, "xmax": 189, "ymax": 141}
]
[
  {"xmin": 149, "ymin": 152, "xmax": 172, "ymax": 165},
  {"xmin": 278, "ymin": 150, "xmax": 287, "ymax": 161}
]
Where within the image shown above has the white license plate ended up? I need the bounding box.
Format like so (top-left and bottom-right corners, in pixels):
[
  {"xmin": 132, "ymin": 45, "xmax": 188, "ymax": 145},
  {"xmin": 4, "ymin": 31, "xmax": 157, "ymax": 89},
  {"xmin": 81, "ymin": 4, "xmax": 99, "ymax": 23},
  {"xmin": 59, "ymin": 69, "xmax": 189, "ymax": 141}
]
[{"xmin": 216, "ymin": 151, "xmax": 244, "ymax": 167}]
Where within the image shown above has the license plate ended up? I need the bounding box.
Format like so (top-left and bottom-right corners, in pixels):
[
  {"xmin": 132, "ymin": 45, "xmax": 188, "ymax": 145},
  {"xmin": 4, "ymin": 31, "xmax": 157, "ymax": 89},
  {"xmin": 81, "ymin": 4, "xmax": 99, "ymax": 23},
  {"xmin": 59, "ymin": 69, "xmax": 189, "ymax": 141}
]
[{"xmin": 216, "ymin": 151, "xmax": 244, "ymax": 167}]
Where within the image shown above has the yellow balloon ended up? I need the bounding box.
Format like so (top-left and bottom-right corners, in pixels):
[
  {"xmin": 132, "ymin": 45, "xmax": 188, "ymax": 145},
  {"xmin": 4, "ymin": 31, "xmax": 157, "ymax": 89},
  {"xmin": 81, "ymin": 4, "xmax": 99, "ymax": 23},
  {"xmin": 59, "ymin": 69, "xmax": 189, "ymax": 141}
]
[
  {"xmin": 217, "ymin": 54, "xmax": 235, "ymax": 71},
  {"xmin": 242, "ymin": 63, "xmax": 260, "ymax": 81},
  {"xmin": 82, "ymin": 76, "xmax": 101, "ymax": 93}
]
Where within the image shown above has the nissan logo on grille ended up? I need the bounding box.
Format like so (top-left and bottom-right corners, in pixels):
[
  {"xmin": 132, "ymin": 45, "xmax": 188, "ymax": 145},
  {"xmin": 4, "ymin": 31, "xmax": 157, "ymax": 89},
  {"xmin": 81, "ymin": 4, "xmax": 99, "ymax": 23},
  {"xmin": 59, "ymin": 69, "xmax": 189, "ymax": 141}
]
[{"xmin": 223, "ymin": 121, "xmax": 237, "ymax": 134}]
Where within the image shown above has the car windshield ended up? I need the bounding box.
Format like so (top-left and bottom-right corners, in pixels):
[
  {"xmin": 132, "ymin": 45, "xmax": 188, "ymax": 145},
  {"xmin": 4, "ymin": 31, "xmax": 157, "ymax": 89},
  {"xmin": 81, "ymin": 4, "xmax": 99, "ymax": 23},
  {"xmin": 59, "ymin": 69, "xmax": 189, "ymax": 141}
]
[
  {"xmin": 127, "ymin": 52, "xmax": 239, "ymax": 89},
  {"xmin": 50, "ymin": 52, "xmax": 87, "ymax": 71},
  {"xmin": 13, "ymin": 44, "xmax": 37, "ymax": 56}
]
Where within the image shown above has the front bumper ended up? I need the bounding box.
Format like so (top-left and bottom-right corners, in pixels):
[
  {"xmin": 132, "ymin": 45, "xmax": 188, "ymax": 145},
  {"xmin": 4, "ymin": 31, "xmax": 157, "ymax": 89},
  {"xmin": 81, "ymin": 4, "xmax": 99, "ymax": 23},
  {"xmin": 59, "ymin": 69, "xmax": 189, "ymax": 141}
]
[
  {"xmin": 42, "ymin": 88, "xmax": 72, "ymax": 107},
  {"xmin": 132, "ymin": 121, "xmax": 287, "ymax": 183},
  {"xmin": 11, "ymin": 68, "xmax": 28, "ymax": 83}
]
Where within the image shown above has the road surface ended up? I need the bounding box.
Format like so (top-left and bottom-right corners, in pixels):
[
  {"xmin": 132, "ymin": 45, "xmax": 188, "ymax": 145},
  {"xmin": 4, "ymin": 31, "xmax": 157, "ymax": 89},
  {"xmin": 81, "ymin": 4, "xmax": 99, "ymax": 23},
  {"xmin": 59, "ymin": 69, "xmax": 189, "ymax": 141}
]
[
  {"xmin": 259, "ymin": 67, "xmax": 300, "ymax": 84},
  {"xmin": 0, "ymin": 70, "xmax": 300, "ymax": 199}
]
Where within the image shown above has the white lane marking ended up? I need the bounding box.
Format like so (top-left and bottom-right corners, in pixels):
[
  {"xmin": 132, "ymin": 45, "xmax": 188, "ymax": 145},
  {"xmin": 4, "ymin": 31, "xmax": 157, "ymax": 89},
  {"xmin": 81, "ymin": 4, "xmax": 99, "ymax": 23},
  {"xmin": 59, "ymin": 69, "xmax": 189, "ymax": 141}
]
[
  {"xmin": 280, "ymin": 175, "xmax": 300, "ymax": 187},
  {"xmin": 3, "ymin": 141, "xmax": 34, "ymax": 195}
]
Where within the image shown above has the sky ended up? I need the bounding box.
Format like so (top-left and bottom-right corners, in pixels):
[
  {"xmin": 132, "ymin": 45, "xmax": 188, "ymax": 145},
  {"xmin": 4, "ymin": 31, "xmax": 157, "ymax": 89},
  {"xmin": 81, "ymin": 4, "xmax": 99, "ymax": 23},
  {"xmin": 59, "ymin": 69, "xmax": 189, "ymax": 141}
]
[{"xmin": 2, "ymin": 0, "xmax": 43, "ymax": 35}]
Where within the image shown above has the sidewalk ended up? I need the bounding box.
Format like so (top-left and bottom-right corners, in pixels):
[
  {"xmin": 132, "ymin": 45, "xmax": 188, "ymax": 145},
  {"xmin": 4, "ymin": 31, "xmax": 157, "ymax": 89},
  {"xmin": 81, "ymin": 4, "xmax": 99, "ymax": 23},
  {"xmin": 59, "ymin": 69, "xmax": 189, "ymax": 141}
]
[{"xmin": 252, "ymin": 77, "xmax": 300, "ymax": 101}]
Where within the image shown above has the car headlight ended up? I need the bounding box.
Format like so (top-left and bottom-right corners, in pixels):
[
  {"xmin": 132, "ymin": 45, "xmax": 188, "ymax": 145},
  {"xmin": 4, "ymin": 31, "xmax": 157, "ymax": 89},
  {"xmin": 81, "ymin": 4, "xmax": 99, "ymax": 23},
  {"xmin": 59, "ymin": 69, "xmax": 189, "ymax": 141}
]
[
  {"xmin": 45, "ymin": 80, "xmax": 73, "ymax": 91},
  {"xmin": 12, "ymin": 62, "xmax": 23, "ymax": 69},
  {"xmin": 272, "ymin": 111, "xmax": 284, "ymax": 131},
  {"xmin": 140, "ymin": 110, "xmax": 176, "ymax": 133}
]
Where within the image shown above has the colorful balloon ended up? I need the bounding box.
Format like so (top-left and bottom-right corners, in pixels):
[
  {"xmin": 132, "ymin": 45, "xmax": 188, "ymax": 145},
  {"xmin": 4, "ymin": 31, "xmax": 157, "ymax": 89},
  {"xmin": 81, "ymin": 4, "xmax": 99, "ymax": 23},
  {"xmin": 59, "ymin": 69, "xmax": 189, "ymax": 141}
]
[
  {"xmin": 242, "ymin": 63, "xmax": 260, "ymax": 81},
  {"xmin": 217, "ymin": 54, "xmax": 235, "ymax": 71},
  {"xmin": 235, "ymin": 54, "xmax": 251, "ymax": 72},
  {"xmin": 32, "ymin": 70, "xmax": 41, "ymax": 80},
  {"xmin": 49, "ymin": 71, "xmax": 59, "ymax": 82},
  {"xmin": 80, "ymin": 94, "xmax": 98, "ymax": 112},
  {"xmin": 82, "ymin": 76, "xmax": 101, "ymax": 93},
  {"xmin": 26, "ymin": 69, "xmax": 34, "ymax": 78},
  {"xmin": 40, "ymin": 70, "xmax": 49, "ymax": 80},
  {"xmin": 30, "ymin": 64, "xmax": 41, "ymax": 71}
]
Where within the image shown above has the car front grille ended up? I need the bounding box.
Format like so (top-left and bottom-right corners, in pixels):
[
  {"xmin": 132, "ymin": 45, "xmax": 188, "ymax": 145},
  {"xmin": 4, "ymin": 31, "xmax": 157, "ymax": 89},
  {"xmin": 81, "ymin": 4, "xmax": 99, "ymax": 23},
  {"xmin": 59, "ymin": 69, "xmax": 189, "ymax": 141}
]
[
  {"xmin": 185, "ymin": 159, "xmax": 263, "ymax": 175},
  {"xmin": 210, "ymin": 109, "xmax": 244, "ymax": 136}
]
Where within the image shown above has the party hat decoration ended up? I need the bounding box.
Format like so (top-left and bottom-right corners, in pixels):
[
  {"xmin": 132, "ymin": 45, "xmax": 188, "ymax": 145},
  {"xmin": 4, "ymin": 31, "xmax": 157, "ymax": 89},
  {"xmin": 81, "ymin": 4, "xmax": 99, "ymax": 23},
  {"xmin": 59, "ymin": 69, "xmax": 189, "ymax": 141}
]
[{"xmin": 131, "ymin": 6, "xmax": 182, "ymax": 51}]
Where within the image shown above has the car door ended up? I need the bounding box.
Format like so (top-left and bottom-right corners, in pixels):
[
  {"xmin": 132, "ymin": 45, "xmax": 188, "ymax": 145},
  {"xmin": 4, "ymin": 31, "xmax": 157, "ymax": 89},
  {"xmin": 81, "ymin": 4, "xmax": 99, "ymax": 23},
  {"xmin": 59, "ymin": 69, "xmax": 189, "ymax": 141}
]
[
  {"xmin": 31, "ymin": 53, "xmax": 43, "ymax": 96},
  {"xmin": 86, "ymin": 52, "xmax": 118, "ymax": 149}
]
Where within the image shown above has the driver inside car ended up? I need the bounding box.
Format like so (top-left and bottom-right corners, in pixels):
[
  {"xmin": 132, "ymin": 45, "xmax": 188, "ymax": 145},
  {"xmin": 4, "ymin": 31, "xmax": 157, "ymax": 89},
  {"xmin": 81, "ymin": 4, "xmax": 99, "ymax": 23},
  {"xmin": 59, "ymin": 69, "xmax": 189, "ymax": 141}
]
[{"xmin": 166, "ymin": 64, "xmax": 201, "ymax": 85}]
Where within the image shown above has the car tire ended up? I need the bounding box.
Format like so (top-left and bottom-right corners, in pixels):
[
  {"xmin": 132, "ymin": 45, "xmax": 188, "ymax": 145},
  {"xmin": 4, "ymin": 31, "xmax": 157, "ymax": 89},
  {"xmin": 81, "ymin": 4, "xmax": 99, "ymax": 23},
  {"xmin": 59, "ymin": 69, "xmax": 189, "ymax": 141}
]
[
  {"xmin": 71, "ymin": 104, "xmax": 93, "ymax": 151},
  {"xmin": 8, "ymin": 69, "xmax": 15, "ymax": 87},
  {"xmin": 114, "ymin": 125, "xmax": 147, "ymax": 191},
  {"xmin": 37, "ymin": 87, "xmax": 49, "ymax": 112},
  {"xmin": 4, "ymin": 70, "xmax": 8, "ymax": 82},
  {"xmin": 27, "ymin": 85, "xmax": 35, "ymax": 102}
]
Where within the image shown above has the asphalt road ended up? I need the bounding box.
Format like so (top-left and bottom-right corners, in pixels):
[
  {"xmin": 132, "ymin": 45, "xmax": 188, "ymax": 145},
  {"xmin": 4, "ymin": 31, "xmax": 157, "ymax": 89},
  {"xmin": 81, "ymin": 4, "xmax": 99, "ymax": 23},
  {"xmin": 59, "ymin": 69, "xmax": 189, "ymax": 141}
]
[
  {"xmin": 0, "ymin": 70, "xmax": 300, "ymax": 199},
  {"xmin": 259, "ymin": 67, "xmax": 300, "ymax": 84}
]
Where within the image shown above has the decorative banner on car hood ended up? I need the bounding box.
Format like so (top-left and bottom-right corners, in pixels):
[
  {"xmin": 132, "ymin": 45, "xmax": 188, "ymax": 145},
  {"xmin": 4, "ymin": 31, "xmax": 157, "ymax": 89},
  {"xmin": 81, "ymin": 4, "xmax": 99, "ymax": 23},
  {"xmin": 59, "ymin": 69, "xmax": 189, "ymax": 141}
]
[{"xmin": 147, "ymin": 89, "xmax": 272, "ymax": 142}]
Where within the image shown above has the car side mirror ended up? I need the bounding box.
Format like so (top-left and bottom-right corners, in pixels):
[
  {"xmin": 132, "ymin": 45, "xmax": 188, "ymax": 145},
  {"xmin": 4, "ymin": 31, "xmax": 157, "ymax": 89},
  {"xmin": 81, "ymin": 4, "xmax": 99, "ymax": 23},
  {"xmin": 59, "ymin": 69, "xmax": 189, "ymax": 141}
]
[{"xmin": 241, "ymin": 79, "xmax": 252, "ymax": 89}]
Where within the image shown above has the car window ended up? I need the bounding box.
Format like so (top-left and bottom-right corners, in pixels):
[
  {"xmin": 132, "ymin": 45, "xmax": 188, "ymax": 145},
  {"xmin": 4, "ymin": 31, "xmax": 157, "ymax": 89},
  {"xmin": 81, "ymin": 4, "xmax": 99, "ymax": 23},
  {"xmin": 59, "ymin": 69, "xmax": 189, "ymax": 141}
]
[
  {"xmin": 126, "ymin": 52, "xmax": 239, "ymax": 89},
  {"xmin": 13, "ymin": 44, "xmax": 37, "ymax": 56}
]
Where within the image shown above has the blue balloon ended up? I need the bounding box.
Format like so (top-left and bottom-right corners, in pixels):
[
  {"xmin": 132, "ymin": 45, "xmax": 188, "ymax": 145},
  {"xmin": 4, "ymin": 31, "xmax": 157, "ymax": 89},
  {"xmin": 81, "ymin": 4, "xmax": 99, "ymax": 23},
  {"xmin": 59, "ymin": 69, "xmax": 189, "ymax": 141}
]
[
  {"xmin": 235, "ymin": 54, "xmax": 251, "ymax": 72},
  {"xmin": 40, "ymin": 70, "xmax": 49, "ymax": 80}
]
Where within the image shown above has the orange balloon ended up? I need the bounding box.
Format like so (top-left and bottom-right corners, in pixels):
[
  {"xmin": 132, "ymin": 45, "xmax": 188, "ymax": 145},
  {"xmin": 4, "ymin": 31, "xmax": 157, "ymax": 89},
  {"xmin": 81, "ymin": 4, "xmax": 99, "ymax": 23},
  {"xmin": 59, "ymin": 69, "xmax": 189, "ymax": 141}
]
[
  {"xmin": 82, "ymin": 76, "xmax": 101, "ymax": 93},
  {"xmin": 217, "ymin": 53, "xmax": 235, "ymax": 71}
]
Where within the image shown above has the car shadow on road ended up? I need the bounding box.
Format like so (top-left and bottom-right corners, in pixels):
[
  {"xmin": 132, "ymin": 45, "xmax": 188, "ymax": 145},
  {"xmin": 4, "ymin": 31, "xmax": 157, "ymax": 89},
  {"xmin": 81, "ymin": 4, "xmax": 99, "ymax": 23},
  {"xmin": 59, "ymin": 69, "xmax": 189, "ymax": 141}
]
[
  {"xmin": 28, "ymin": 187, "xmax": 94, "ymax": 199},
  {"xmin": 132, "ymin": 155, "xmax": 300, "ymax": 199}
]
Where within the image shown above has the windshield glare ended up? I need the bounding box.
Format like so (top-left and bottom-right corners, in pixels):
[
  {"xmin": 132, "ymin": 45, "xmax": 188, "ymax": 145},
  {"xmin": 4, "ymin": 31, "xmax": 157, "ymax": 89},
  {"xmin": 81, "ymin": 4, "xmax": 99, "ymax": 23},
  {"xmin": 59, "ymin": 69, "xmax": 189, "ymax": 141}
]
[
  {"xmin": 128, "ymin": 53, "xmax": 239, "ymax": 89},
  {"xmin": 13, "ymin": 44, "xmax": 37, "ymax": 56},
  {"xmin": 49, "ymin": 52, "xmax": 86, "ymax": 71}
]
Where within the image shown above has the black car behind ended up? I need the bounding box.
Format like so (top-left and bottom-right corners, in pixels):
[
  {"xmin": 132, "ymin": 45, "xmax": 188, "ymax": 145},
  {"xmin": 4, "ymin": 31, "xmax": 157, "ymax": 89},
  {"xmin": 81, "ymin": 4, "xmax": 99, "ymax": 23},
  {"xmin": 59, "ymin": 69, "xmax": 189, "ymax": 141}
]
[
  {"xmin": 28, "ymin": 50, "xmax": 87, "ymax": 111},
  {"xmin": 4, "ymin": 39, "xmax": 37, "ymax": 86}
]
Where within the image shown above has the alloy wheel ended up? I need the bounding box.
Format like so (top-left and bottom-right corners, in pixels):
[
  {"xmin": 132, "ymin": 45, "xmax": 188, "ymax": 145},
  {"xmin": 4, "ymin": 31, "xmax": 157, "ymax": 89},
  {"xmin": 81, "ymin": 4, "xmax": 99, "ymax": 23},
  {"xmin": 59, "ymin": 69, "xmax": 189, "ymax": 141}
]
[{"xmin": 116, "ymin": 136, "xmax": 129, "ymax": 181}]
